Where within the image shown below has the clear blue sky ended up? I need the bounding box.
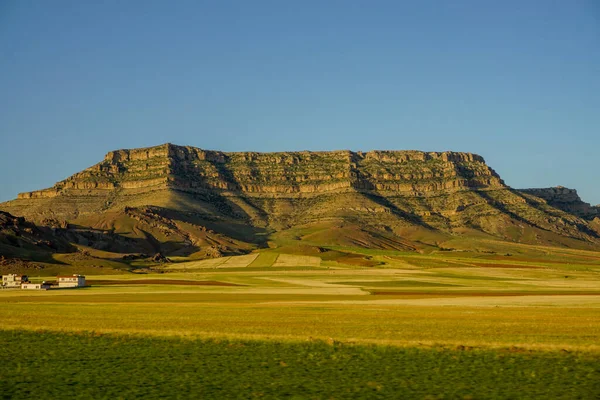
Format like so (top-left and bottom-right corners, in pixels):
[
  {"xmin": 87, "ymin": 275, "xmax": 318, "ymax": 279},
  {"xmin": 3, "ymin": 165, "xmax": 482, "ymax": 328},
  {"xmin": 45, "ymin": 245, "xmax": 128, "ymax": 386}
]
[{"xmin": 1, "ymin": 1, "xmax": 599, "ymax": 204}]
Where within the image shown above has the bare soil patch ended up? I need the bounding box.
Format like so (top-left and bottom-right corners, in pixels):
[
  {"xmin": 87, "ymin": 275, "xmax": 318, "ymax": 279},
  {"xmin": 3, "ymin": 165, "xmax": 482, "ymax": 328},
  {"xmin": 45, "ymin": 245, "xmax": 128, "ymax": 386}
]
[
  {"xmin": 471, "ymin": 262, "xmax": 544, "ymax": 269},
  {"xmin": 370, "ymin": 290, "xmax": 600, "ymax": 296},
  {"xmin": 87, "ymin": 279, "xmax": 242, "ymax": 287},
  {"xmin": 488, "ymin": 255, "xmax": 600, "ymax": 264}
]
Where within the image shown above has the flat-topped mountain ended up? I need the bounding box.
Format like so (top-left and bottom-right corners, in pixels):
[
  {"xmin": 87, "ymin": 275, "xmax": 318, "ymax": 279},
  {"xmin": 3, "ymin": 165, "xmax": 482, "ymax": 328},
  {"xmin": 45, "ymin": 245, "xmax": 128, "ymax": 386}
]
[
  {"xmin": 17, "ymin": 143, "xmax": 504, "ymax": 199},
  {"xmin": 2, "ymin": 143, "xmax": 600, "ymax": 266}
]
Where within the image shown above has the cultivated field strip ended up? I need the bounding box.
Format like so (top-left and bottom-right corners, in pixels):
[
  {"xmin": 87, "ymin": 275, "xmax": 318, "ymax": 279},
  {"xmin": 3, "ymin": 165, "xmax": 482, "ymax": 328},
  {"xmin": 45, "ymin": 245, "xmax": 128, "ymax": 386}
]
[{"xmin": 272, "ymin": 254, "xmax": 322, "ymax": 268}]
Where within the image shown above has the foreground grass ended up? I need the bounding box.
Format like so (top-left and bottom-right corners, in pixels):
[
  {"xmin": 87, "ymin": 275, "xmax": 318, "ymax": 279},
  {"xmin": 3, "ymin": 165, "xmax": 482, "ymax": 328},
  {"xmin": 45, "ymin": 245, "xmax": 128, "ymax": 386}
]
[{"xmin": 1, "ymin": 330, "xmax": 599, "ymax": 400}]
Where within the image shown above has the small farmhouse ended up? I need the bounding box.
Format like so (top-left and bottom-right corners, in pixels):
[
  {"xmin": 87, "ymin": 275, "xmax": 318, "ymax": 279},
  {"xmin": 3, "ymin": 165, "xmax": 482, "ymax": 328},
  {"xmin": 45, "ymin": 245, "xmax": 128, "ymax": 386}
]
[
  {"xmin": 21, "ymin": 282, "xmax": 51, "ymax": 290},
  {"xmin": 2, "ymin": 274, "xmax": 28, "ymax": 288},
  {"xmin": 57, "ymin": 275, "xmax": 86, "ymax": 288}
]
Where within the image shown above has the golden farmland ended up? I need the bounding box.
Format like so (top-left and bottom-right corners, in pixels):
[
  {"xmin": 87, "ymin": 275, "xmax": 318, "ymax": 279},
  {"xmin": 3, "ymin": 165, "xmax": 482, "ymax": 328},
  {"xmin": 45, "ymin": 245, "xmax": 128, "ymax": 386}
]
[{"xmin": 2, "ymin": 249, "xmax": 600, "ymax": 352}]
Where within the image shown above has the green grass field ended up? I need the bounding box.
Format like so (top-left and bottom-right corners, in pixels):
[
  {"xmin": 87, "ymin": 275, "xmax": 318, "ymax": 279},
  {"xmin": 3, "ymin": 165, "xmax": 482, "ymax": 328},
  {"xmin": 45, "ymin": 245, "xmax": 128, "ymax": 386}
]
[
  {"xmin": 2, "ymin": 248, "xmax": 600, "ymax": 398},
  {"xmin": 2, "ymin": 330, "xmax": 599, "ymax": 400}
]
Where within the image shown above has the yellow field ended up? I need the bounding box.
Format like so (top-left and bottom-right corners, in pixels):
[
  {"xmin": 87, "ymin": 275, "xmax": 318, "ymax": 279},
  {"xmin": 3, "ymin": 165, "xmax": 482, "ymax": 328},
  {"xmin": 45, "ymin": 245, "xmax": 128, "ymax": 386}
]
[
  {"xmin": 272, "ymin": 254, "xmax": 322, "ymax": 268},
  {"xmin": 2, "ymin": 252, "xmax": 600, "ymax": 353}
]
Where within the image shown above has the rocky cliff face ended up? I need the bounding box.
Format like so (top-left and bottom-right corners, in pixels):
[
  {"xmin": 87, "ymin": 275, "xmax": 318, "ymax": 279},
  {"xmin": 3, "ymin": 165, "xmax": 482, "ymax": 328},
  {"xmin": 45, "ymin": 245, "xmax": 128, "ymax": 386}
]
[
  {"xmin": 519, "ymin": 187, "xmax": 599, "ymax": 220},
  {"xmin": 16, "ymin": 143, "xmax": 506, "ymax": 200}
]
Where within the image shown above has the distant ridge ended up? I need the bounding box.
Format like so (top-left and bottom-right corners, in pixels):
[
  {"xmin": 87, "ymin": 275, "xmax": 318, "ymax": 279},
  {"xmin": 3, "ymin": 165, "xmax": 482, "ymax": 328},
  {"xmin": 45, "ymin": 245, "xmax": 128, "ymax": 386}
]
[{"xmin": 519, "ymin": 186, "xmax": 600, "ymax": 220}]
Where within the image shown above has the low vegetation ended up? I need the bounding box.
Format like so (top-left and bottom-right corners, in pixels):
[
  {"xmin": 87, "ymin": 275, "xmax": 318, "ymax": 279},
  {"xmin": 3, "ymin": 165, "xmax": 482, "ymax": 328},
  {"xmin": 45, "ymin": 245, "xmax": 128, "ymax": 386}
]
[{"xmin": 2, "ymin": 330, "xmax": 599, "ymax": 399}]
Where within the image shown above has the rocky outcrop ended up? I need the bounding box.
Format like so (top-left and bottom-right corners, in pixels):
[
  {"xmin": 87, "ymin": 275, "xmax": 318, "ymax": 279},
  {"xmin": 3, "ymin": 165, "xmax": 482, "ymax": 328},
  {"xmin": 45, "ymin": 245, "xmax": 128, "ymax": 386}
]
[
  {"xmin": 0, "ymin": 211, "xmax": 75, "ymax": 254},
  {"xmin": 519, "ymin": 187, "xmax": 599, "ymax": 220},
  {"xmin": 18, "ymin": 189, "xmax": 60, "ymax": 199}
]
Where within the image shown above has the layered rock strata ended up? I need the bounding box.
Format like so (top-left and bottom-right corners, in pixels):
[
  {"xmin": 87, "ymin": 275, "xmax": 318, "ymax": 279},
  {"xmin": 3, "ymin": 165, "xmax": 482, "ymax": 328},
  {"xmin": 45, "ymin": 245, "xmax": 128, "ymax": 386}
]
[
  {"xmin": 16, "ymin": 143, "xmax": 505, "ymax": 200},
  {"xmin": 519, "ymin": 187, "xmax": 599, "ymax": 220}
]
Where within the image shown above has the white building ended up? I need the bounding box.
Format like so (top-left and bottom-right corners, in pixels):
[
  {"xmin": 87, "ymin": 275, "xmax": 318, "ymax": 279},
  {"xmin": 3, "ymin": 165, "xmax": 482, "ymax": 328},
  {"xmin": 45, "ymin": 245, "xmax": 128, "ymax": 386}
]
[
  {"xmin": 2, "ymin": 274, "xmax": 28, "ymax": 288},
  {"xmin": 21, "ymin": 282, "xmax": 51, "ymax": 290},
  {"xmin": 57, "ymin": 275, "xmax": 86, "ymax": 288}
]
